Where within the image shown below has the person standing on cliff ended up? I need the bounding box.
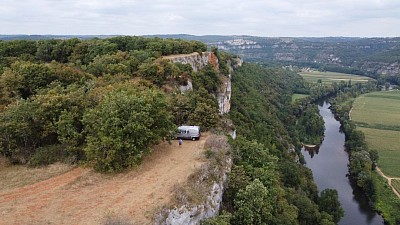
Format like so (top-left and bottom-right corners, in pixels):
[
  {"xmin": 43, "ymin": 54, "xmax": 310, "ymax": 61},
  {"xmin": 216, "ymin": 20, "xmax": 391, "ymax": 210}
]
[{"xmin": 178, "ymin": 138, "xmax": 183, "ymax": 147}]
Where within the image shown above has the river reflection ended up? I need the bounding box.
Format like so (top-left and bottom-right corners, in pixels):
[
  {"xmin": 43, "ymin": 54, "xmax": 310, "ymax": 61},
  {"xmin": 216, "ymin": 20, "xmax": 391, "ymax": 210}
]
[
  {"xmin": 301, "ymin": 101, "xmax": 383, "ymax": 225},
  {"xmin": 303, "ymin": 145, "xmax": 320, "ymax": 158}
]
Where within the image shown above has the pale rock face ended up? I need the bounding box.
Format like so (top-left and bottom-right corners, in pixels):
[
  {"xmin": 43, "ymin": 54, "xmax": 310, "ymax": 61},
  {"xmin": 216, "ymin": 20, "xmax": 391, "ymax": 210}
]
[
  {"xmin": 179, "ymin": 80, "xmax": 193, "ymax": 93},
  {"xmin": 218, "ymin": 75, "xmax": 231, "ymax": 115},
  {"xmin": 163, "ymin": 52, "xmax": 218, "ymax": 72},
  {"xmin": 361, "ymin": 61, "xmax": 400, "ymax": 76},
  {"xmin": 163, "ymin": 52, "xmax": 242, "ymax": 115},
  {"xmin": 154, "ymin": 158, "xmax": 232, "ymax": 225}
]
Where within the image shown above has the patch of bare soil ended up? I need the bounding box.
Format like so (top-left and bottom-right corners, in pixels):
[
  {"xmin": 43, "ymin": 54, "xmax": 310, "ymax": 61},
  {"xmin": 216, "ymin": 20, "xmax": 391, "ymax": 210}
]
[{"xmin": 0, "ymin": 135, "xmax": 208, "ymax": 225}]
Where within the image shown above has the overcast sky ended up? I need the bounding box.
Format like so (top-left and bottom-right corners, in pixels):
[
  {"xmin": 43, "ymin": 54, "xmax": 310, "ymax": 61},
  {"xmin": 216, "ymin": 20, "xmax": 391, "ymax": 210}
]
[{"xmin": 1, "ymin": 0, "xmax": 399, "ymax": 37}]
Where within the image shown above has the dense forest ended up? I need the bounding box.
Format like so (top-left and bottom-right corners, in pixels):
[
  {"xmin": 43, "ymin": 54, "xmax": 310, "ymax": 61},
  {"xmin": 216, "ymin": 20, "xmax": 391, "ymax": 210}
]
[
  {"xmin": 203, "ymin": 63, "xmax": 343, "ymax": 225},
  {"xmin": 0, "ymin": 36, "xmax": 229, "ymax": 172}
]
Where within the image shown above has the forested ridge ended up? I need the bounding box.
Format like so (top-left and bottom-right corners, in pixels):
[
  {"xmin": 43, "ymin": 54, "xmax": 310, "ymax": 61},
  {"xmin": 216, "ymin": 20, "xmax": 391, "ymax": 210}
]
[{"xmin": 0, "ymin": 36, "xmax": 226, "ymax": 172}]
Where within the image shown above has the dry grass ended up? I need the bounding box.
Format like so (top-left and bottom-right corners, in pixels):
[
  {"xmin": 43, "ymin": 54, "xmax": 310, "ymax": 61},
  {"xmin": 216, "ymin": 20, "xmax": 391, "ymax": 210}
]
[
  {"xmin": 102, "ymin": 214, "xmax": 134, "ymax": 225},
  {"xmin": 0, "ymin": 158, "xmax": 74, "ymax": 191},
  {"xmin": 156, "ymin": 134, "xmax": 231, "ymax": 222}
]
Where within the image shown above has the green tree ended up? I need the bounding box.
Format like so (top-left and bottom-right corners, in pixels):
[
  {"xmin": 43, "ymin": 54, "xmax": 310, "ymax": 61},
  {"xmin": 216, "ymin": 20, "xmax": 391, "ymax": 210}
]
[
  {"xmin": 0, "ymin": 61, "xmax": 54, "ymax": 99},
  {"xmin": 83, "ymin": 84, "xmax": 174, "ymax": 172},
  {"xmin": 0, "ymin": 100, "xmax": 41, "ymax": 163},
  {"xmin": 318, "ymin": 189, "xmax": 344, "ymax": 223},
  {"xmin": 233, "ymin": 179, "xmax": 274, "ymax": 225},
  {"xmin": 191, "ymin": 65, "xmax": 221, "ymax": 93},
  {"xmin": 188, "ymin": 102, "xmax": 219, "ymax": 130}
]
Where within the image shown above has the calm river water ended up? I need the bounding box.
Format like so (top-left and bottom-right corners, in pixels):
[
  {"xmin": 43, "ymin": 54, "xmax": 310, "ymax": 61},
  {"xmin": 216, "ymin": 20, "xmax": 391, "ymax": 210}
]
[{"xmin": 302, "ymin": 101, "xmax": 384, "ymax": 225}]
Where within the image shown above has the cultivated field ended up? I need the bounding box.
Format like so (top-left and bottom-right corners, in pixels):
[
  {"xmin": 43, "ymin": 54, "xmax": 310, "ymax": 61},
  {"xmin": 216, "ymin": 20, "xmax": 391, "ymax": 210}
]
[
  {"xmin": 393, "ymin": 180, "xmax": 400, "ymax": 195},
  {"xmin": 299, "ymin": 71, "xmax": 374, "ymax": 84},
  {"xmin": 352, "ymin": 91, "xmax": 400, "ymax": 129},
  {"xmin": 352, "ymin": 90, "xmax": 400, "ymax": 177},
  {"xmin": 359, "ymin": 127, "xmax": 400, "ymax": 177}
]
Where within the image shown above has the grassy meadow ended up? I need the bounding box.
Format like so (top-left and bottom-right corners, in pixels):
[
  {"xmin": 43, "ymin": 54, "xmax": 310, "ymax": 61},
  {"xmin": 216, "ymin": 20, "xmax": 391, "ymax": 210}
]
[
  {"xmin": 352, "ymin": 90, "xmax": 400, "ymax": 177},
  {"xmin": 299, "ymin": 71, "xmax": 374, "ymax": 84}
]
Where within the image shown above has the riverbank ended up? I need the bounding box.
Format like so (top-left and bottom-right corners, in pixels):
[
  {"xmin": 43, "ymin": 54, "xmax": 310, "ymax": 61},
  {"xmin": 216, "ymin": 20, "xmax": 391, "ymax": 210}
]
[
  {"xmin": 302, "ymin": 101, "xmax": 383, "ymax": 225},
  {"xmin": 331, "ymin": 94, "xmax": 400, "ymax": 225}
]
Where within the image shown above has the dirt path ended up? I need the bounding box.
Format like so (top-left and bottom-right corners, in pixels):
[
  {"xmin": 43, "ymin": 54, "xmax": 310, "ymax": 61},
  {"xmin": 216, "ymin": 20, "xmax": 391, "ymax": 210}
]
[
  {"xmin": 0, "ymin": 135, "xmax": 208, "ymax": 225},
  {"xmin": 376, "ymin": 166, "xmax": 400, "ymax": 198}
]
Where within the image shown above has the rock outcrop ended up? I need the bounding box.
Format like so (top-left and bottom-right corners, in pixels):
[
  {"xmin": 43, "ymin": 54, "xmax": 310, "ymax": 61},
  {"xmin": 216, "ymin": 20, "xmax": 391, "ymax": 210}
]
[
  {"xmin": 154, "ymin": 135, "xmax": 232, "ymax": 225},
  {"xmin": 360, "ymin": 61, "xmax": 400, "ymax": 76},
  {"xmin": 218, "ymin": 75, "xmax": 231, "ymax": 115},
  {"xmin": 164, "ymin": 52, "xmax": 242, "ymax": 115},
  {"xmin": 163, "ymin": 52, "xmax": 219, "ymax": 72},
  {"xmin": 217, "ymin": 57, "xmax": 242, "ymax": 115},
  {"xmin": 156, "ymin": 172, "xmax": 230, "ymax": 225}
]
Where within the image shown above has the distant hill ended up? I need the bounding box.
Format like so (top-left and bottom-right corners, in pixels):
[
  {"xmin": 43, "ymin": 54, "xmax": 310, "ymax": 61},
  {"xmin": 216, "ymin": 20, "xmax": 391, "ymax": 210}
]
[
  {"xmin": 0, "ymin": 34, "xmax": 118, "ymax": 40},
  {"xmin": 2, "ymin": 34, "xmax": 400, "ymax": 79}
]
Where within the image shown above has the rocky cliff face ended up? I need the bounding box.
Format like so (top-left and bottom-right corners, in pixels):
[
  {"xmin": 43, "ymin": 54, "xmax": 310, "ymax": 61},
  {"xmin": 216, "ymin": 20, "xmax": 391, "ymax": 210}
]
[
  {"xmin": 164, "ymin": 52, "xmax": 242, "ymax": 115},
  {"xmin": 163, "ymin": 52, "xmax": 219, "ymax": 72},
  {"xmin": 155, "ymin": 170, "xmax": 230, "ymax": 225},
  {"xmin": 360, "ymin": 61, "xmax": 400, "ymax": 76},
  {"xmin": 154, "ymin": 135, "xmax": 232, "ymax": 225}
]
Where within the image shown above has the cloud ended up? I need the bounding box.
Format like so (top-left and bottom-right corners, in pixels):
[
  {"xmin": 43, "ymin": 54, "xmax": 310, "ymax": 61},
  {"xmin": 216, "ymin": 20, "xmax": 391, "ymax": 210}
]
[{"xmin": 0, "ymin": 0, "xmax": 399, "ymax": 36}]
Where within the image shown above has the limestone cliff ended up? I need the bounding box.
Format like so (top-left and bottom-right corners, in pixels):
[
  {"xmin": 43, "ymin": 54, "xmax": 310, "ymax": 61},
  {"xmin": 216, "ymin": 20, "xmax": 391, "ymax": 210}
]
[
  {"xmin": 154, "ymin": 135, "xmax": 232, "ymax": 225},
  {"xmin": 164, "ymin": 52, "xmax": 242, "ymax": 115},
  {"xmin": 360, "ymin": 61, "xmax": 400, "ymax": 76},
  {"xmin": 162, "ymin": 52, "xmax": 219, "ymax": 72}
]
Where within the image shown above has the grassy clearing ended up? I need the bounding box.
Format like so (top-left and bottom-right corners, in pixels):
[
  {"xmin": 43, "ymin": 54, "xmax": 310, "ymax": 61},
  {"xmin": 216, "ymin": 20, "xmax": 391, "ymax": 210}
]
[
  {"xmin": 372, "ymin": 173, "xmax": 400, "ymax": 224},
  {"xmin": 0, "ymin": 158, "xmax": 74, "ymax": 191},
  {"xmin": 299, "ymin": 71, "xmax": 374, "ymax": 84},
  {"xmin": 392, "ymin": 180, "xmax": 400, "ymax": 195},
  {"xmin": 292, "ymin": 93, "xmax": 309, "ymax": 102}
]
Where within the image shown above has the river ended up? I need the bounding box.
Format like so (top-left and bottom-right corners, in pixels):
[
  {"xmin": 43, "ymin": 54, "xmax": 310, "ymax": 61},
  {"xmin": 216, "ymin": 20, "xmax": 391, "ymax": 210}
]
[{"xmin": 302, "ymin": 101, "xmax": 384, "ymax": 225}]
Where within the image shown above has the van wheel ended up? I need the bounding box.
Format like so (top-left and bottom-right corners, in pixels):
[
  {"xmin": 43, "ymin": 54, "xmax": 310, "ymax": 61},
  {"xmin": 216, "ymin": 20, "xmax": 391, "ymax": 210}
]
[{"xmin": 192, "ymin": 137, "xmax": 196, "ymax": 141}]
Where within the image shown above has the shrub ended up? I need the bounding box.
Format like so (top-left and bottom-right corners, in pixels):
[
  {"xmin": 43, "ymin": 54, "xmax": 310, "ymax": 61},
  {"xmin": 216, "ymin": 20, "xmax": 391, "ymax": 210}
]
[
  {"xmin": 83, "ymin": 85, "xmax": 174, "ymax": 172},
  {"xmin": 29, "ymin": 145, "xmax": 69, "ymax": 167}
]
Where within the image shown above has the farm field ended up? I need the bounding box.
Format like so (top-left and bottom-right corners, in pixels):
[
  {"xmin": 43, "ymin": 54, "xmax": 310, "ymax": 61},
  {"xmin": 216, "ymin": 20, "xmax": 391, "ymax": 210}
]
[
  {"xmin": 352, "ymin": 91, "xmax": 400, "ymax": 129},
  {"xmin": 393, "ymin": 180, "xmax": 400, "ymax": 195},
  {"xmin": 299, "ymin": 71, "xmax": 374, "ymax": 84},
  {"xmin": 359, "ymin": 127, "xmax": 400, "ymax": 177},
  {"xmin": 352, "ymin": 90, "xmax": 400, "ymax": 178}
]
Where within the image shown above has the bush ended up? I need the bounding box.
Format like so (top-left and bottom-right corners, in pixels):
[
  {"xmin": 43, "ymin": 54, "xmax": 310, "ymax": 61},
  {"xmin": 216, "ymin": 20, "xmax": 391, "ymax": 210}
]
[
  {"xmin": 29, "ymin": 145, "xmax": 69, "ymax": 167},
  {"xmin": 83, "ymin": 84, "xmax": 175, "ymax": 172}
]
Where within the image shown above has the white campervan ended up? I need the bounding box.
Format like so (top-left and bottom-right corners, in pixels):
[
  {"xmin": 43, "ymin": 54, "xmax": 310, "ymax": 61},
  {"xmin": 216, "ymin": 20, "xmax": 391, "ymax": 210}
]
[{"xmin": 176, "ymin": 126, "xmax": 201, "ymax": 141}]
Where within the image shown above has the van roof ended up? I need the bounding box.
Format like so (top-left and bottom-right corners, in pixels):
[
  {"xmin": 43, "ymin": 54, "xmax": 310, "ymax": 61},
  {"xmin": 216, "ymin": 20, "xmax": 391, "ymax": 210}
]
[{"xmin": 178, "ymin": 125, "xmax": 200, "ymax": 130}]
